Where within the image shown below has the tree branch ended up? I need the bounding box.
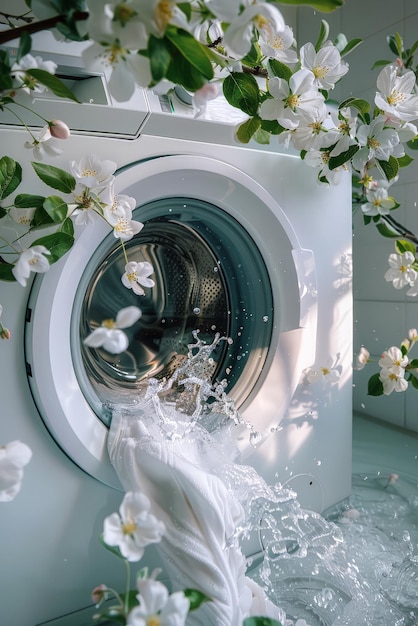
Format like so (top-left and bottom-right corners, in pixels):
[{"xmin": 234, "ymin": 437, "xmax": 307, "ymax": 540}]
[{"xmin": 0, "ymin": 12, "xmax": 88, "ymax": 45}]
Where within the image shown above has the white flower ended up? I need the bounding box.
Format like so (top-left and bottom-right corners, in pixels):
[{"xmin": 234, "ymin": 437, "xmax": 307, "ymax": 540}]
[
  {"xmin": 259, "ymin": 69, "xmax": 326, "ymax": 130},
  {"xmin": 85, "ymin": 0, "xmax": 148, "ymax": 49},
  {"xmin": 11, "ymin": 53, "xmax": 57, "ymax": 94},
  {"xmin": 378, "ymin": 346, "xmax": 409, "ymax": 373},
  {"xmin": 361, "ymin": 184, "xmax": 396, "ymax": 216},
  {"xmin": 328, "ymin": 108, "xmax": 358, "ymax": 157},
  {"xmin": 70, "ymin": 155, "xmax": 116, "ymax": 189},
  {"xmin": 355, "ymin": 346, "xmax": 370, "ymax": 370},
  {"xmin": 384, "ymin": 251, "xmax": 417, "ymax": 288},
  {"xmin": 103, "ymin": 491, "xmax": 165, "ymax": 561},
  {"xmin": 379, "ymin": 367, "xmax": 408, "ymax": 395},
  {"xmin": 49, "ymin": 119, "xmax": 71, "ymax": 139},
  {"xmin": 128, "ymin": 578, "xmax": 189, "ymax": 626},
  {"xmin": 375, "ymin": 65, "xmax": 418, "ymax": 123},
  {"xmin": 132, "ymin": 0, "xmax": 189, "ymax": 38},
  {"xmin": 300, "ymin": 41, "xmax": 349, "ymax": 90},
  {"xmin": 24, "ymin": 125, "xmax": 62, "ymax": 160},
  {"xmin": 306, "ymin": 360, "xmax": 340, "ymax": 384},
  {"xmin": 84, "ymin": 306, "xmax": 142, "ymax": 354},
  {"xmin": 409, "ymin": 328, "xmax": 418, "ymax": 342},
  {"xmin": 223, "ymin": 2, "xmax": 285, "ymax": 59},
  {"xmin": 259, "ymin": 24, "xmax": 298, "ymax": 66},
  {"xmin": 303, "ymin": 147, "xmax": 345, "ymax": 184},
  {"xmin": 193, "ymin": 82, "xmax": 221, "ymax": 118},
  {"xmin": 352, "ymin": 116, "xmax": 400, "ymax": 173},
  {"xmin": 204, "ymin": 0, "xmax": 243, "ymax": 22},
  {"xmin": 290, "ymin": 109, "xmax": 336, "ymax": 151},
  {"xmin": 0, "ymin": 441, "xmax": 32, "ymax": 502},
  {"xmin": 12, "ymin": 245, "xmax": 51, "ymax": 287},
  {"xmin": 122, "ymin": 261, "xmax": 155, "ymax": 296},
  {"xmin": 104, "ymin": 194, "xmax": 144, "ymax": 241}
]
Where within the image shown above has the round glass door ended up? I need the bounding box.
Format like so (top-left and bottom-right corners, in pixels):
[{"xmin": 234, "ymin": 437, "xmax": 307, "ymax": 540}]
[{"xmin": 72, "ymin": 197, "xmax": 274, "ymax": 425}]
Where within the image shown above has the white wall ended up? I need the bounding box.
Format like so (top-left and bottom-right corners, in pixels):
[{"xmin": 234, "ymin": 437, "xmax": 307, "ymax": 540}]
[{"xmin": 297, "ymin": 0, "xmax": 418, "ymax": 432}]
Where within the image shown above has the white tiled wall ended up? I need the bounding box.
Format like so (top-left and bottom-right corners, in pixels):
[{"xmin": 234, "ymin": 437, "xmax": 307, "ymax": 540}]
[{"xmin": 296, "ymin": 2, "xmax": 418, "ymax": 431}]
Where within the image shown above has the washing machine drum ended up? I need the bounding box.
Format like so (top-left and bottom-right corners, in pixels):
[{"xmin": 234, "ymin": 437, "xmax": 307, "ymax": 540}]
[{"xmin": 25, "ymin": 155, "xmax": 316, "ymax": 488}]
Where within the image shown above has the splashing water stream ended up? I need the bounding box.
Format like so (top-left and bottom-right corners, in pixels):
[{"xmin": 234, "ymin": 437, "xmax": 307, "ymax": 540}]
[{"xmin": 108, "ymin": 333, "xmax": 418, "ymax": 626}]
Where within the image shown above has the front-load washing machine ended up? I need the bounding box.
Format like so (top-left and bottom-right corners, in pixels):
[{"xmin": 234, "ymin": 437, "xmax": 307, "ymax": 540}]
[{"xmin": 0, "ymin": 32, "xmax": 352, "ymax": 625}]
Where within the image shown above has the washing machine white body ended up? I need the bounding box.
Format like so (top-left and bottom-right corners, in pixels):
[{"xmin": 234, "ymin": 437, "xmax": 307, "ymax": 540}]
[{"xmin": 0, "ymin": 34, "xmax": 352, "ymax": 626}]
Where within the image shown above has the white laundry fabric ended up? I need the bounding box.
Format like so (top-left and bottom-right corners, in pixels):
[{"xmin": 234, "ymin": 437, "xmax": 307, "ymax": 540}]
[{"xmin": 107, "ymin": 398, "xmax": 284, "ymax": 626}]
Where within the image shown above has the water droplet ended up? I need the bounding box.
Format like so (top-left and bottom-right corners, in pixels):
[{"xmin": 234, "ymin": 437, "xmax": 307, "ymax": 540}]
[
  {"xmin": 227, "ymin": 337, "xmax": 233, "ymax": 345},
  {"xmin": 211, "ymin": 325, "xmax": 216, "ymax": 330},
  {"xmin": 249, "ymin": 431, "xmax": 262, "ymax": 447},
  {"xmin": 315, "ymin": 459, "xmax": 322, "ymax": 466},
  {"xmin": 263, "ymin": 315, "xmax": 269, "ymax": 322},
  {"xmin": 193, "ymin": 307, "xmax": 200, "ymax": 315},
  {"xmin": 403, "ymin": 531, "xmax": 411, "ymax": 542},
  {"xmin": 213, "ymin": 267, "xmax": 218, "ymax": 272}
]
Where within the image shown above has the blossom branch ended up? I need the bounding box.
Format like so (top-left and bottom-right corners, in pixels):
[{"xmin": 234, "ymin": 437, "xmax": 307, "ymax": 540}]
[{"xmin": 0, "ymin": 12, "xmax": 89, "ymax": 45}]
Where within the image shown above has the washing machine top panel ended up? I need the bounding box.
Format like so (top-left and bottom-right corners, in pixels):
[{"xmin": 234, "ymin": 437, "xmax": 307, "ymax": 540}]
[{"xmin": 25, "ymin": 154, "xmax": 315, "ymax": 488}]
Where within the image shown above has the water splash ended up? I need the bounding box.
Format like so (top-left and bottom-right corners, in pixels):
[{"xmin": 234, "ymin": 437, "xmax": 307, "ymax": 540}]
[{"xmin": 110, "ymin": 333, "xmax": 418, "ymax": 625}]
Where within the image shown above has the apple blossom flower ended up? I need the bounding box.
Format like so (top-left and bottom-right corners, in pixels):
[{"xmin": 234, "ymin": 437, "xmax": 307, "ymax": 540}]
[
  {"xmin": 193, "ymin": 82, "xmax": 220, "ymax": 118},
  {"xmin": 49, "ymin": 119, "xmax": 71, "ymax": 139},
  {"xmin": 70, "ymin": 155, "xmax": 116, "ymax": 190},
  {"xmin": 352, "ymin": 116, "xmax": 400, "ymax": 173},
  {"xmin": 259, "ymin": 69, "xmax": 326, "ymax": 130},
  {"xmin": 84, "ymin": 306, "xmax": 142, "ymax": 354},
  {"xmin": 306, "ymin": 360, "xmax": 340, "ymax": 384},
  {"xmin": 91, "ymin": 584, "xmax": 110, "ymax": 607},
  {"xmin": 127, "ymin": 577, "xmax": 189, "ymax": 626},
  {"xmin": 300, "ymin": 41, "xmax": 349, "ymax": 90},
  {"xmin": 375, "ymin": 65, "xmax": 418, "ymax": 123},
  {"xmin": 303, "ymin": 147, "xmax": 346, "ymax": 184},
  {"xmin": 355, "ymin": 346, "xmax": 370, "ymax": 370},
  {"xmin": 259, "ymin": 24, "xmax": 298, "ymax": 66},
  {"xmin": 12, "ymin": 245, "xmax": 51, "ymax": 287},
  {"xmin": 104, "ymin": 194, "xmax": 144, "ymax": 241},
  {"xmin": 204, "ymin": 0, "xmax": 242, "ymax": 22},
  {"xmin": 379, "ymin": 367, "xmax": 408, "ymax": 395},
  {"xmin": 0, "ymin": 441, "xmax": 32, "ymax": 502},
  {"xmin": 0, "ymin": 304, "xmax": 10, "ymax": 340},
  {"xmin": 11, "ymin": 53, "xmax": 57, "ymax": 94},
  {"xmin": 384, "ymin": 251, "xmax": 417, "ymax": 289},
  {"xmin": 103, "ymin": 491, "xmax": 165, "ymax": 561},
  {"xmin": 361, "ymin": 185, "xmax": 397, "ymax": 216},
  {"xmin": 24, "ymin": 125, "xmax": 62, "ymax": 160},
  {"xmin": 131, "ymin": 0, "xmax": 189, "ymax": 38},
  {"xmin": 378, "ymin": 346, "xmax": 408, "ymax": 373},
  {"xmin": 122, "ymin": 261, "xmax": 155, "ymax": 296},
  {"xmin": 328, "ymin": 108, "xmax": 358, "ymax": 157},
  {"xmin": 289, "ymin": 109, "xmax": 336, "ymax": 151},
  {"xmin": 409, "ymin": 329, "xmax": 418, "ymax": 342},
  {"xmin": 223, "ymin": 2, "xmax": 285, "ymax": 59}
]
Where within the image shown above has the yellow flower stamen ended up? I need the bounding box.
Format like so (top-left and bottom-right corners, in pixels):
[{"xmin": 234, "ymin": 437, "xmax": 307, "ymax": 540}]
[
  {"xmin": 313, "ymin": 64, "xmax": 329, "ymax": 80},
  {"xmin": 387, "ymin": 90, "xmax": 406, "ymax": 105},
  {"xmin": 122, "ymin": 520, "xmax": 137, "ymax": 535},
  {"xmin": 115, "ymin": 217, "xmax": 129, "ymax": 233},
  {"xmin": 156, "ymin": 0, "xmax": 174, "ymax": 31},
  {"xmin": 389, "ymin": 372, "xmax": 398, "ymax": 381},
  {"xmin": 368, "ymin": 137, "xmax": 381, "ymax": 149},
  {"xmin": 321, "ymin": 367, "xmax": 330, "ymax": 375},
  {"xmin": 271, "ymin": 35, "xmax": 285, "ymax": 50},
  {"xmin": 29, "ymin": 258, "xmax": 39, "ymax": 266},
  {"xmin": 399, "ymin": 265, "xmax": 407, "ymax": 273},
  {"xmin": 127, "ymin": 271, "xmax": 138, "ymax": 283},
  {"xmin": 255, "ymin": 14, "xmax": 269, "ymax": 30},
  {"xmin": 114, "ymin": 3, "xmax": 137, "ymax": 26},
  {"xmin": 147, "ymin": 617, "xmax": 161, "ymax": 626},
  {"xmin": 285, "ymin": 93, "xmax": 300, "ymax": 109},
  {"xmin": 102, "ymin": 319, "xmax": 116, "ymax": 329}
]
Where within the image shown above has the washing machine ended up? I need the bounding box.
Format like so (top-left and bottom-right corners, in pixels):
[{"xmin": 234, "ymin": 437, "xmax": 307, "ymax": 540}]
[{"xmin": 0, "ymin": 32, "xmax": 353, "ymax": 625}]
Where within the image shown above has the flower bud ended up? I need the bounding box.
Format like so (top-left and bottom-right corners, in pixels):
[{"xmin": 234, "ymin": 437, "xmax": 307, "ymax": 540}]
[
  {"xmin": 49, "ymin": 119, "xmax": 70, "ymax": 140},
  {"xmin": 91, "ymin": 584, "xmax": 108, "ymax": 606},
  {"xmin": 0, "ymin": 324, "xmax": 10, "ymax": 340}
]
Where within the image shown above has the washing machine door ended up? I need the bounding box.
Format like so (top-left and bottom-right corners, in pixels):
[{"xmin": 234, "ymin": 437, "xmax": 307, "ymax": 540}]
[{"xmin": 25, "ymin": 155, "xmax": 316, "ymax": 488}]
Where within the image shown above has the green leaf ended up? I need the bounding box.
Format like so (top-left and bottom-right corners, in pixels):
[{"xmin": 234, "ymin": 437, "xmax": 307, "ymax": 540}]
[
  {"xmin": 92, "ymin": 606, "xmax": 126, "ymax": 624},
  {"xmin": 395, "ymin": 239, "xmax": 416, "ymax": 254},
  {"xmin": 43, "ymin": 195, "xmax": 68, "ymax": 223},
  {"xmin": 0, "ymin": 50, "xmax": 13, "ymax": 92},
  {"xmin": 339, "ymin": 37, "xmax": 363, "ymax": 58},
  {"xmin": 148, "ymin": 35, "xmax": 172, "ymax": 83},
  {"xmin": 26, "ymin": 69, "xmax": 81, "ymax": 103},
  {"xmin": 32, "ymin": 162, "xmax": 76, "ymax": 194},
  {"xmin": 375, "ymin": 222, "xmax": 401, "ymax": 238},
  {"xmin": 241, "ymin": 42, "xmax": 262, "ymax": 68},
  {"xmin": 31, "ymin": 207, "xmax": 55, "ymax": 229},
  {"xmin": 408, "ymin": 358, "xmax": 418, "ymax": 368},
  {"xmin": 0, "ymin": 262, "xmax": 16, "ymax": 282},
  {"xmin": 119, "ymin": 590, "xmax": 139, "ymax": 612},
  {"xmin": 269, "ymin": 0, "xmax": 342, "ymax": 11},
  {"xmin": 243, "ymin": 617, "xmax": 283, "ymax": 626},
  {"xmin": 253, "ymin": 128, "xmax": 272, "ymax": 145},
  {"xmin": 0, "ymin": 156, "xmax": 22, "ymax": 201},
  {"xmin": 223, "ymin": 72, "xmax": 260, "ymax": 116},
  {"xmin": 260, "ymin": 119, "xmax": 285, "ymax": 135},
  {"xmin": 14, "ymin": 194, "xmax": 45, "ymax": 209},
  {"xmin": 17, "ymin": 32, "xmax": 32, "ymax": 62},
  {"xmin": 409, "ymin": 373, "xmax": 418, "ymax": 390},
  {"xmin": 339, "ymin": 97, "xmax": 370, "ymax": 120},
  {"xmin": 371, "ymin": 59, "xmax": 392, "ymax": 70},
  {"xmin": 236, "ymin": 117, "xmax": 262, "ymax": 144},
  {"xmin": 407, "ymin": 137, "xmax": 418, "ymax": 150},
  {"xmin": 387, "ymin": 33, "xmax": 403, "ymax": 57},
  {"xmin": 328, "ymin": 144, "xmax": 359, "ymax": 170},
  {"xmin": 376, "ymin": 156, "xmax": 399, "ymax": 181},
  {"xmin": 184, "ymin": 588, "xmax": 211, "ymax": 611},
  {"xmin": 315, "ymin": 20, "xmax": 330, "ymax": 52},
  {"xmin": 59, "ymin": 217, "xmax": 75, "ymax": 237},
  {"xmin": 165, "ymin": 26, "xmax": 213, "ymax": 84},
  {"xmin": 177, "ymin": 2, "xmax": 192, "ymax": 20},
  {"xmin": 368, "ymin": 372, "xmax": 384, "ymax": 396},
  {"xmin": 268, "ymin": 59, "xmax": 292, "ymax": 81},
  {"xmin": 30, "ymin": 232, "xmax": 74, "ymax": 263},
  {"xmin": 397, "ymin": 154, "xmax": 414, "ymax": 168},
  {"xmin": 363, "ymin": 215, "xmax": 372, "ymax": 225}
]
